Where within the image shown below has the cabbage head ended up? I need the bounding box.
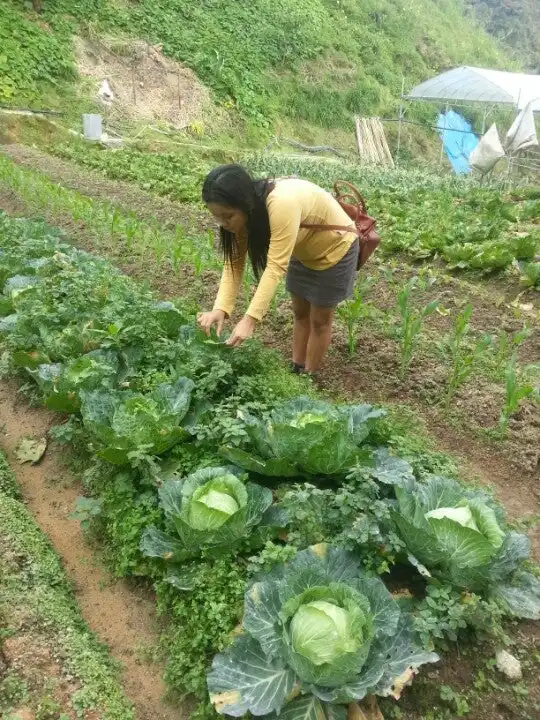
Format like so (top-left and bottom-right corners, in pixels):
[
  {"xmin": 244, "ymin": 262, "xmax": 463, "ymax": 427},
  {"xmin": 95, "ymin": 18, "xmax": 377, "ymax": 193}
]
[
  {"xmin": 207, "ymin": 544, "xmax": 438, "ymax": 718},
  {"xmin": 187, "ymin": 474, "xmax": 247, "ymax": 531},
  {"xmin": 222, "ymin": 396, "xmax": 385, "ymax": 479},
  {"xmin": 392, "ymin": 475, "xmax": 540, "ymax": 619},
  {"xmin": 140, "ymin": 467, "xmax": 286, "ymax": 571}
]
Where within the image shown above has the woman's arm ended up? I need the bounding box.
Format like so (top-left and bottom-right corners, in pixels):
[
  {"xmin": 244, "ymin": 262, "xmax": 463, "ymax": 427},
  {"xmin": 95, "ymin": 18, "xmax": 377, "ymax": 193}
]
[
  {"xmin": 226, "ymin": 196, "xmax": 301, "ymax": 346},
  {"xmin": 246, "ymin": 196, "xmax": 301, "ymax": 321},
  {"xmin": 213, "ymin": 233, "xmax": 248, "ymax": 317}
]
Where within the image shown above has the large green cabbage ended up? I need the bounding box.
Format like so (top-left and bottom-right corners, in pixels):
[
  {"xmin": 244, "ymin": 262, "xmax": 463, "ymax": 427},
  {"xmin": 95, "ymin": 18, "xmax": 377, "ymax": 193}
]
[
  {"xmin": 207, "ymin": 544, "xmax": 438, "ymax": 718},
  {"xmin": 222, "ymin": 396, "xmax": 385, "ymax": 479},
  {"xmin": 392, "ymin": 475, "xmax": 540, "ymax": 619},
  {"xmin": 140, "ymin": 467, "xmax": 286, "ymax": 574}
]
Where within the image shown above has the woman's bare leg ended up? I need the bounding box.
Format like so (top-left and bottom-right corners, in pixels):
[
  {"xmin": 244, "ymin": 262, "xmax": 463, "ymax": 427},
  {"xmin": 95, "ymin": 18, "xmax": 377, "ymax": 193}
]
[
  {"xmin": 305, "ymin": 305, "xmax": 335, "ymax": 373},
  {"xmin": 291, "ymin": 294, "xmax": 311, "ymax": 367}
]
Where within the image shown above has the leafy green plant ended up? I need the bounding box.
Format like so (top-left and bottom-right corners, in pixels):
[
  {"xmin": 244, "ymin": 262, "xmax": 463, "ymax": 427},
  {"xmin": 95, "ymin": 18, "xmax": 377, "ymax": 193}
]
[
  {"xmin": 80, "ymin": 377, "xmax": 195, "ymax": 464},
  {"xmin": 391, "ymin": 475, "xmax": 540, "ymax": 618},
  {"xmin": 439, "ymin": 685, "xmax": 469, "ymax": 717},
  {"xmin": 207, "ymin": 544, "xmax": 437, "ymax": 718},
  {"xmin": 413, "ymin": 584, "xmax": 505, "ymax": 650},
  {"xmin": 336, "ymin": 276, "xmax": 375, "ymax": 356},
  {"xmin": 442, "ymin": 304, "xmax": 491, "ymax": 406},
  {"xmin": 222, "ymin": 396, "xmax": 385, "ymax": 478},
  {"xmin": 395, "ymin": 279, "xmax": 438, "ymax": 377},
  {"xmin": 518, "ymin": 261, "xmax": 540, "ymax": 289},
  {"xmin": 140, "ymin": 466, "xmax": 285, "ymax": 579},
  {"xmin": 70, "ymin": 496, "xmax": 104, "ymax": 532},
  {"xmin": 499, "ymin": 353, "xmax": 539, "ymax": 435},
  {"xmin": 29, "ymin": 350, "xmax": 121, "ymax": 412},
  {"xmin": 156, "ymin": 555, "xmax": 247, "ymax": 711}
]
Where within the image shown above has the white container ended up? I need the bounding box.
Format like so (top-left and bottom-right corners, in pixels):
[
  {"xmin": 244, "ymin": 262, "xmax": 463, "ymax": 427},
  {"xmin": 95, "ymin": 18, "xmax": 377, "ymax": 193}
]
[{"xmin": 83, "ymin": 114, "xmax": 102, "ymax": 141}]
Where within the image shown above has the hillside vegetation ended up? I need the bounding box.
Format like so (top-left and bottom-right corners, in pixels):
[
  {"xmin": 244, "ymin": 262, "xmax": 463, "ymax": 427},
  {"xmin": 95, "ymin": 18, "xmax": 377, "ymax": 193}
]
[
  {"xmin": 3, "ymin": 0, "xmax": 512, "ymax": 135},
  {"xmin": 468, "ymin": 0, "xmax": 540, "ymax": 72}
]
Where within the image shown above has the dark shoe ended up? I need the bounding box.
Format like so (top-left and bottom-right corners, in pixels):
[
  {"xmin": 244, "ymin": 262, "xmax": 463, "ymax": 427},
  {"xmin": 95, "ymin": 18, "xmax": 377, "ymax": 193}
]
[{"xmin": 291, "ymin": 362, "xmax": 305, "ymax": 374}]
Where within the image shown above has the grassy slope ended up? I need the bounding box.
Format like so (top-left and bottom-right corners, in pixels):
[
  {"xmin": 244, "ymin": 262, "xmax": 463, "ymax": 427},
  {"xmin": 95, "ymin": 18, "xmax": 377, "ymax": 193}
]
[{"xmin": 2, "ymin": 0, "xmax": 513, "ymax": 140}]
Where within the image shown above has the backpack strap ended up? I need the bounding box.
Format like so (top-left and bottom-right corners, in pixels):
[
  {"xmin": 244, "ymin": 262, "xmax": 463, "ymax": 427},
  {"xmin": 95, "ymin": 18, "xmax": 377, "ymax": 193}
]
[
  {"xmin": 299, "ymin": 222, "xmax": 357, "ymax": 233},
  {"xmin": 334, "ymin": 180, "xmax": 368, "ymax": 211}
]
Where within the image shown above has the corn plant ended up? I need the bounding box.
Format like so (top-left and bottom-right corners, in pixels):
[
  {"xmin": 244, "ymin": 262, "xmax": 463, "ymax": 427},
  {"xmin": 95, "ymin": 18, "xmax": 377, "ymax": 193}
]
[
  {"xmin": 396, "ymin": 278, "xmax": 438, "ymax": 377},
  {"xmin": 443, "ymin": 303, "xmax": 492, "ymax": 407},
  {"xmin": 336, "ymin": 276, "xmax": 375, "ymax": 356},
  {"xmin": 494, "ymin": 327, "xmax": 531, "ymax": 375},
  {"xmin": 110, "ymin": 207, "xmax": 123, "ymax": 237},
  {"xmin": 0, "ymin": 156, "xmax": 210, "ymax": 277},
  {"xmin": 499, "ymin": 354, "xmax": 539, "ymax": 436}
]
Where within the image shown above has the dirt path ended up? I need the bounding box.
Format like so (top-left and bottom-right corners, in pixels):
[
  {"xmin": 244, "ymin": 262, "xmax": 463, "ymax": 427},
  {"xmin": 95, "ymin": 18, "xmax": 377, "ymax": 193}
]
[{"xmin": 0, "ymin": 378, "xmax": 186, "ymax": 720}]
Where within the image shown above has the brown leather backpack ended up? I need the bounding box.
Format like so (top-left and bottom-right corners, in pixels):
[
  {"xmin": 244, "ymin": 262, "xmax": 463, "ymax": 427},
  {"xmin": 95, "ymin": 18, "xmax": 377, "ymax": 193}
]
[{"xmin": 300, "ymin": 180, "xmax": 381, "ymax": 270}]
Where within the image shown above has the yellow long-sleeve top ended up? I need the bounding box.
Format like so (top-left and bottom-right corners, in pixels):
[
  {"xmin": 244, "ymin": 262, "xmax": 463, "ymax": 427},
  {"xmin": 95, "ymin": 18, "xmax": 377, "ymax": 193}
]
[{"xmin": 213, "ymin": 178, "xmax": 357, "ymax": 321}]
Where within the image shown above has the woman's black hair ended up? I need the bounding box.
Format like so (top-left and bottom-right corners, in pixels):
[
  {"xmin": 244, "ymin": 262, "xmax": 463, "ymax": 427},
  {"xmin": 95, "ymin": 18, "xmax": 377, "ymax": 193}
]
[{"xmin": 202, "ymin": 164, "xmax": 273, "ymax": 280}]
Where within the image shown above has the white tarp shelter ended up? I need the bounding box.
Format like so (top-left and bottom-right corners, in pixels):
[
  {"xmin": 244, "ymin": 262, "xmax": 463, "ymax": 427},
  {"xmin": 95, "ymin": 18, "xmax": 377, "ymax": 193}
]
[{"xmin": 407, "ymin": 66, "xmax": 540, "ymax": 113}]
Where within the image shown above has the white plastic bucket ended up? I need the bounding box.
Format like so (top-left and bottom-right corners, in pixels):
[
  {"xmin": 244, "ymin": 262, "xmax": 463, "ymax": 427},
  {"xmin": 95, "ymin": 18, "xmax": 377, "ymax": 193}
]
[{"xmin": 83, "ymin": 114, "xmax": 102, "ymax": 141}]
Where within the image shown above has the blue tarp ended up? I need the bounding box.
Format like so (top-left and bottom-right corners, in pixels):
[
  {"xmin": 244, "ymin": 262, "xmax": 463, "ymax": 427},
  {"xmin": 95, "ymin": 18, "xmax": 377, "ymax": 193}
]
[{"xmin": 437, "ymin": 110, "xmax": 478, "ymax": 174}]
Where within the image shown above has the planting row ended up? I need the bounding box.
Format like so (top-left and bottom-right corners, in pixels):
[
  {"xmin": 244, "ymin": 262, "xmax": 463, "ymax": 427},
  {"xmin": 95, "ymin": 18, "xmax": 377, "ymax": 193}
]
[
  {"xmin": 47, "ymin": 142, "xmax": 540, "ymax": 282},
  {"xmin": 0, "ymin": 211, "xmax": 539, "ymax": 719},
  {"xmin": 338, "ymin": 275, "xmax": 539, "ymax": 433}
]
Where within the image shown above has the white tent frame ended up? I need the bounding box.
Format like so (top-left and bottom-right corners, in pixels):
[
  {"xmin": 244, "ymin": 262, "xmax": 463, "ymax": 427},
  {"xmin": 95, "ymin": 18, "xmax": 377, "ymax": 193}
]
[{"xmin": 395, "ymin": 67, "xmax": 540, "ymax": 175}]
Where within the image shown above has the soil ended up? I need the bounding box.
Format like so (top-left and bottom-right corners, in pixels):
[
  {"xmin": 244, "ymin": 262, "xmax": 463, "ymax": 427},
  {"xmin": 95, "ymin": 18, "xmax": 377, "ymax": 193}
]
[
  {"xmin": 0, "ymin": 378, "xmax": 186, "ymax": 720},
  {"xmin": 74, "ymin": 35, "xmax": 212, "ymax": 128},
  {"xmin": 395, "ymin": 621, "xmax": 540, "ymax": 720}
]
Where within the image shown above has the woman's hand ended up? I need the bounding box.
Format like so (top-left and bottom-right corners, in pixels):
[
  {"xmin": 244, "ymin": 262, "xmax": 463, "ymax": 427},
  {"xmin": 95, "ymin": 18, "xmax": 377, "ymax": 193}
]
[
  {"xmin": 226, "ymin": 315, "xmax": 257, "ymax": 347},
  {"xmin": 197, "ymin": 309, "xmax": 226, "ymax": 336}
]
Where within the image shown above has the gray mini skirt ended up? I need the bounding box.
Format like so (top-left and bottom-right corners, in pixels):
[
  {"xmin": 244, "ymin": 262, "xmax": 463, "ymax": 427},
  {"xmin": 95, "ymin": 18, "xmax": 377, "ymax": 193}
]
[{"xmin": 286, "ymin": 240, "xmax": 359, "ymax": 307}]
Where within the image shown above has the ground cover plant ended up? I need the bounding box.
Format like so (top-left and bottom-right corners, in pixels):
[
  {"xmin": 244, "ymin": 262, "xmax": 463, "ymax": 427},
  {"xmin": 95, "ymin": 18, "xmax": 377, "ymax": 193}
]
[
  {"xmin": 1, "ymin": 210, "xmax": 539, "ymax": 719},
  {"xmin": 3, "ymin": 0, "xmax": 508, "ymax": 131},
  {"xmin": 0, "ymin": 449, "xmax": 135, "ymax": 719}
]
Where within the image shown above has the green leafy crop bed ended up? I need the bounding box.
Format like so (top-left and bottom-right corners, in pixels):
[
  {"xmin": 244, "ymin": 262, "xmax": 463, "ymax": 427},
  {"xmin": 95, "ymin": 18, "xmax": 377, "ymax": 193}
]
[
  {"xmin": 246, "ymin": 155, "xmax": 540, "ymax": 278},
  {"xmin": 48, "ymin": 143, "xmax": 540, "ymax": 281},
  {"xmin": 0, "ymin": 448, "xmax": 134, "ymax": 719},
  {"xmin": 0, "ymin": 211, "xmax": 539, "ymax": 719}
]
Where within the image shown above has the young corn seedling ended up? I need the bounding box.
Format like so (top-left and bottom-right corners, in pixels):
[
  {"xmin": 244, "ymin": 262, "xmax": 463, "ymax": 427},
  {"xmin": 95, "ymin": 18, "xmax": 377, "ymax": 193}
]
[
  {"xmin": 124, "ymin": 213, "xmax": 140, "ymax": 251},
  {"xmin": 396, "ymin": 278, "xmax": 438, "ymax": 377},
  {"xmin": 443, "ymin": 303, "xmax": 492, "ymax": 407},
  {"xmin": 110, "ymin": 207, "xmax": 123, "ymax": 237},
  {"xmin": 499, "ymin": 353, "xmax": 539, "ymax": 436},
  {"xmin": 337, "ymin": 276, "xmax": 375, "ymax": 356},
  {"xmin": 494, "ymin": 327, "xmax": 531, "ymax": 376}
]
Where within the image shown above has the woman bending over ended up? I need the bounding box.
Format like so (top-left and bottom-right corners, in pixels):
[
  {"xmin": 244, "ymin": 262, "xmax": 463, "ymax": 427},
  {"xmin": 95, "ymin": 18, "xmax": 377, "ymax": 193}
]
[{"xmin": 197, "ymin": 164, "xmax": 358, "ymax": 374}]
